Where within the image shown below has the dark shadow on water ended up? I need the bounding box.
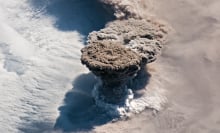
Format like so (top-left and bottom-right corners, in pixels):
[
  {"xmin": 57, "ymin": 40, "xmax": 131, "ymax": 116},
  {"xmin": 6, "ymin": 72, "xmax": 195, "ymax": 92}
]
[
  {"xmin": 54, "ymin": 69, "xmax": 151, "ymax": 132},
  {"xmin": 30, "ymin": 0, "xmax": 115, "ymax": 40},
  {"xmin": 54, "ymin": 73, "xmax": 114, "ymax": 132}
]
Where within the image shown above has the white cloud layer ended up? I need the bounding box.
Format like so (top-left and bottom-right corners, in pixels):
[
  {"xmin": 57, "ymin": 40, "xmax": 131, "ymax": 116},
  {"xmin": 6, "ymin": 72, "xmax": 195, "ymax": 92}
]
[{"xmin": 0, "ymin": 0, "xmax": 86, "ymax": 132}]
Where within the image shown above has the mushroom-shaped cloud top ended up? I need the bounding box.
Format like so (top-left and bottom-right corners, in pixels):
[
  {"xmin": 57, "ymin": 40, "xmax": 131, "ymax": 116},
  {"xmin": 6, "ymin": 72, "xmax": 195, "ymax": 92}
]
[
  {"xmin": 81, "ymin": 41, "xmax": 142, "ymax": 104},
  {"xmin": 88, "ymin": 19, "xmax": 169, "ymax": 64},
  {"xmin": 81, "ymin": 41, "xmax": 142, "ymax": 81}
]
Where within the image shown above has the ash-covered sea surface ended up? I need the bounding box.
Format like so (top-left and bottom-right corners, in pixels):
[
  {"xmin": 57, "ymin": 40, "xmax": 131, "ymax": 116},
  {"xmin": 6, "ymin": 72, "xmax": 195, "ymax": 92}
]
[{"xmin": 0, "ymin": 0, "xmax": 220, "ymax": 133}]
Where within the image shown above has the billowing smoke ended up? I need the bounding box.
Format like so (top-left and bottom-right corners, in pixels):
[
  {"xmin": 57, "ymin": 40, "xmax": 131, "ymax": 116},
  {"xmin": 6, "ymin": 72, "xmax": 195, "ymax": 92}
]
[
  {"xmin": 98, "ymin": 0, "xmax": 143, "ymax": 19},
  {"xmin": 81, "ymin": 0, "xmax": 171, "ymax": 118},
  {"xmin": 88, "ymin": 18, "xmax": 169, "ymax": 64}
]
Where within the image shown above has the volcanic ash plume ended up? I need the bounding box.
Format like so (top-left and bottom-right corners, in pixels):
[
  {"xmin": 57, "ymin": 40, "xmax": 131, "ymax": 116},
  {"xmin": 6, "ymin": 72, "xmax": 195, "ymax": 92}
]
[
  {"xmin": 98, "ymin": 0, "xmax": 143, "ymax": 19},
  {"xmin": 81, "ymin": 0, "xmax": 171, "ymax": 118},
  {"xmin": 88, "ymin": 18, "xmax": 169, "ymax": 64}
]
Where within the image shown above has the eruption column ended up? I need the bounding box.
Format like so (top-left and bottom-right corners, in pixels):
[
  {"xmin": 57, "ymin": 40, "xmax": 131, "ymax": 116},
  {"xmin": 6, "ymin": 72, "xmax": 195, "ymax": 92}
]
[
  {"xmin": 81, "ymin": 41, "xmax": 142, "ymax": 104},
  {"xmin": 80, "ymin": 0, "xmax": 171, "ymax": 117}
]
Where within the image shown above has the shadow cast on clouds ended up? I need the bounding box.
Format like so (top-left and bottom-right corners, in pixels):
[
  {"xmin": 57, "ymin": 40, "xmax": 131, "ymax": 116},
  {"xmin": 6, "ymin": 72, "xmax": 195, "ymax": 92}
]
[
  {"xmin": 129, "ymin": 68, "xmax": 151, "ymax": 98},
  {"xmin": 18, "ymin": 71, "xmax": 150, "ymax": 132},
  {"xmin": 54, "ymin": 73, "xmax": 114, "ymax": 132},
  {"xmin": 30, "ymin": 0, "xmax": 115, "ymax": 37},
  {"xmin": 54, "ymin": 70, "xmax": 151, "ymax": 132}
]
